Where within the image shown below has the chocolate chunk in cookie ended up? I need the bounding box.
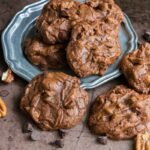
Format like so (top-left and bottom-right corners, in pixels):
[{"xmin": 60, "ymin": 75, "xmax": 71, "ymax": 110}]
[
  {"xmin": 121, "ymin": 43, "xmax": 150, "ymax": 94},
  {"xmin": 66, "ymin": 21, "xmax": 121, "ymax": 77},
  {"xmin": 88, "ymin": 85, "xmax": 150, "ymax": 139},
  {"xmin": 20, "ymin": 72, "xmax": 89, "ymax": 130},
  {"xmin": 24, "ymin": 37, "xmax": 68, "ymax": 70}
]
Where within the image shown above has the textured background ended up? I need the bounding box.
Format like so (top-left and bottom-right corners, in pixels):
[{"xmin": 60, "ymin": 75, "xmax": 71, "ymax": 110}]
[{"xmin": 0, "ymin": 0, "xmax": 150, "ymax": 150}]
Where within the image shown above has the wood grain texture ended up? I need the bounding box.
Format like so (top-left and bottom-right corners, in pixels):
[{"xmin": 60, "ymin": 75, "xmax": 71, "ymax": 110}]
[{"xmin": 0, "ymin": 0, "xmax": 149, "ymax": 150}]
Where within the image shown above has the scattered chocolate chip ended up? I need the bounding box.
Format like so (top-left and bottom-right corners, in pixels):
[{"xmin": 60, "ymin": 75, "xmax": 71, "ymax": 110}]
[
  {"xmin": 8, "ymin": 136, "xmax": 13, "ymax": 141},
  {"xmin": 3, "ymin": 119, "xmax": 7, "ymax": 122},
  {"xmin": 30, "ymin": 131, "xmax": 41, "ymax": 141},
  {"xmin": 22, "ymin": 122, "xmax": 33, "ymax": 133},
  {"xmin": 97, "ymin": 135, "xmax": 108, "ymax": 145},
  {"xmin": 143, "ymin": 31, "xmax": 150, "ymax": 43},
  {"xmin": 50, "ymin": 139, "xmax": 64, "ymax": 148},
  {"xmin": 58, "ymin": 129, "xmax": 66, "ymax": 139},
  {"xmin": 0, "ymin": 90, "xmax": 9, "ymax": 97}
]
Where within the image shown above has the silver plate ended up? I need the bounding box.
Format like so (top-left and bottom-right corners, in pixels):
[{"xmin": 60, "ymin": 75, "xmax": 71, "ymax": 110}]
[{"xmin": 1, "ymin": 0, "xmax": 138, "ymax": 89}]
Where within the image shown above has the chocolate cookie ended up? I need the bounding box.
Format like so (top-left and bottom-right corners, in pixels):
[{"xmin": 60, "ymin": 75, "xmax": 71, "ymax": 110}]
[
  {"xmin": 86, "ymin": 0, "xmax": 124, "ymax": 26},
  {"xmin": 24, "ymin": 37, "xmax": 68, "ymax": 70},
  {"xmin": 121, "ymin": 43, "xmax": 150, "ymax": 94},
  {"xmin": 88, "ymin": 85, "xmax": 150, "ymax": 139},
  {"xmin": 20, "ymin": 72, "xmax": 89, "ymax": 130},
  {"xmin": 36, "ymin": 0, "xmax": 100, "ymax": 44},
  {"xmin": 66, "ymin": 21, "xmax": 121, "ymax": 77}
]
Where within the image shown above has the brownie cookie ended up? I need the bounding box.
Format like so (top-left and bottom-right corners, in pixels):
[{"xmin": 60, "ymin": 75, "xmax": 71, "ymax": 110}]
[
  {"xmin": 88, "ymin": 85, "xmax": 150, "ymax": 140},
  {"xmin": 20, "ymin": 72, "xmax": 89, "ymax": 130},
  {"xmin": 86, "ymin": 0, "xmax": 124, "ymax": 26},
  {"xmin": 121, "ymin": 43, "xmax": 150, "ymax": 94},
  {"xmin": 36, "ymin": 0, "xmax": 100, "ymax": 44},
  {"xmin": 24, "ymin": 37, "xmax": 68, "ymax": 70},
  {"xmin": 66, "ymin": 21, "xmax": 121, "ymax": 77}
]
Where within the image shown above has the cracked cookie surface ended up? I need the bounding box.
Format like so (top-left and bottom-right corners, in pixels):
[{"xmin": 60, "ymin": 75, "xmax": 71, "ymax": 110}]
[
  {"xmin": 121, "ymin": 43, "xmax": 150, "ymax": 94},
  {"xmin": 36, "ymin": 0, "xmax": 100, "ymax": 44},
  {"xmin": 24, "ymin": 37, "xmax": 68, "ymax": 70},
  {"xmin": 66, "ymin": 20, "xmax": 121, "ymax": 77},
  {"xmin": 20, "ymin": 72, "xmax": 89, "ymax": 130},
  {"xmin": 88, "ymin": 85, "xmax": 150, "ymax": 139}
]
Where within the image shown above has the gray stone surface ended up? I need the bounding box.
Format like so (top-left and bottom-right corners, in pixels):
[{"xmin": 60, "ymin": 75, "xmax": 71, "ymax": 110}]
[{"xmin": 0, "ymin": 0, "xmax": 149, "ymax": 150}]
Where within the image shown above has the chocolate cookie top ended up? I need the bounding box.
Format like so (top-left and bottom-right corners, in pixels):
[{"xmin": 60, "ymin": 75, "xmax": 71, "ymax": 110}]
[
  {"xmin": 66, "ymin": 21, "xmax": 121, "ymax": 77},
  {"xmin": 36, "ymin": 0, "xmax": 100, "ymax": 44},
  {"xmin": 24, "ymin": 37, "xmax": 68, "ymax": 70},
  {"xmin": 20, "ymin": 72, "xmax": 89, "ymax": 130},
  {"xmin": 121, "ymin": 43, "xmax": 150, "ymax": 94},
  {"xmin": 88, "ymin": 85, "xmax": 150, "ymax": 139},
  {"xmin": 86, "ymin": 0, "xmax": 124, "ymax": 25}
]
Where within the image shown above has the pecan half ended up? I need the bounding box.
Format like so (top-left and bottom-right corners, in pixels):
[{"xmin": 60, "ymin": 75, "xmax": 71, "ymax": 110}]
[
  {"xmin": 136, "ymin": 132, "xmax": 150, "ymax": 150},
  {"xmin": 0, "ymin": 97, "xmax": 7, "ymax": 118},
  {"xmin": 1, "ymin": 68, "xmax": 14, "ymax": 83}
]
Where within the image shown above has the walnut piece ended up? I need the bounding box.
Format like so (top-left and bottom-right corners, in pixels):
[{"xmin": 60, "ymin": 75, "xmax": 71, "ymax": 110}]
[
  {"xmin": 136, "ymin": 132, "xmax": 150, "ymax": 150},
  {"xmin": 1, "ymin": 68, "xmax": 14, "ymax": 83},
  {"xmin": 0, "ymin": 97, "xmax": 7, "ymax": 118}
]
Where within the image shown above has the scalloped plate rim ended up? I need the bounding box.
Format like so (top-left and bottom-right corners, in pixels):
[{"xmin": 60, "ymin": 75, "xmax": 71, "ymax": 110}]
[{"xmin": 1, "ymin": 0, "xmax": 138, "ymax": 89}]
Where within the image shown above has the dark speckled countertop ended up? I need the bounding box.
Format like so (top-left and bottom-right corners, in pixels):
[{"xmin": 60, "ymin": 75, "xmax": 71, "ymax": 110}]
[{"xmin": 0, "ymin": 0, "xmax": 149, "ymax": 150}]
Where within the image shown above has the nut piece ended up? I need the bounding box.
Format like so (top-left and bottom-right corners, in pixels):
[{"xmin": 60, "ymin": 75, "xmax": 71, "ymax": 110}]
[
  {"xmin": 0, "ymin": 97, "xmax": 7, "ymax": 118},
  {"xmin": 136, "ymin": 132, "xmax": 150, "ymax": 150},
  {"xmin": 58, "ymin": 129, "xmax": 67, "ymax": 139},
  {"xmin": 1, "ymin": 68, "xmax": 14, "ymax": 83}
]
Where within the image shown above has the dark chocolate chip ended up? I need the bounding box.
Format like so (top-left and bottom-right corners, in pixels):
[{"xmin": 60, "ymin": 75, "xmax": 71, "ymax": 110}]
[
  {"xmin": 3, "ymin": 119, "xmax": 7, "ymax": 122},
  {"xmin": 50, "ymin": 139, "xmax": 64, "ymax": 148},
  {"xmin": 0, "ymin": 90, "xmax": 9, "ymax": 97},
  {"xmin": 30, "ymin": 131, "xmax": 41, "ymax": 141},
  {"xmin": 143, "ymin": 31, "xmax": 150, "ymax": 43},
  {"xmin": 22, "ymin": 122, "xmax": 33, "ymax": 133},
  {"xmin": 8, "ymin": 136, "xmax": 13, "ymax": 141},
  {"xmin": 58, "ymin": 129, "xmax": 66, "ymax": 139},
  {"xmin": 97, "ymin": 135, "xmax": 108, "ymax": 145}
]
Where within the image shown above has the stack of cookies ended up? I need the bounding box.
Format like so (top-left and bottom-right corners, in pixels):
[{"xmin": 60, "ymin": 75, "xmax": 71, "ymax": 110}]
[{"xmin": 24, "ymin": 0, "xmax": 123, "ymax": 77}]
